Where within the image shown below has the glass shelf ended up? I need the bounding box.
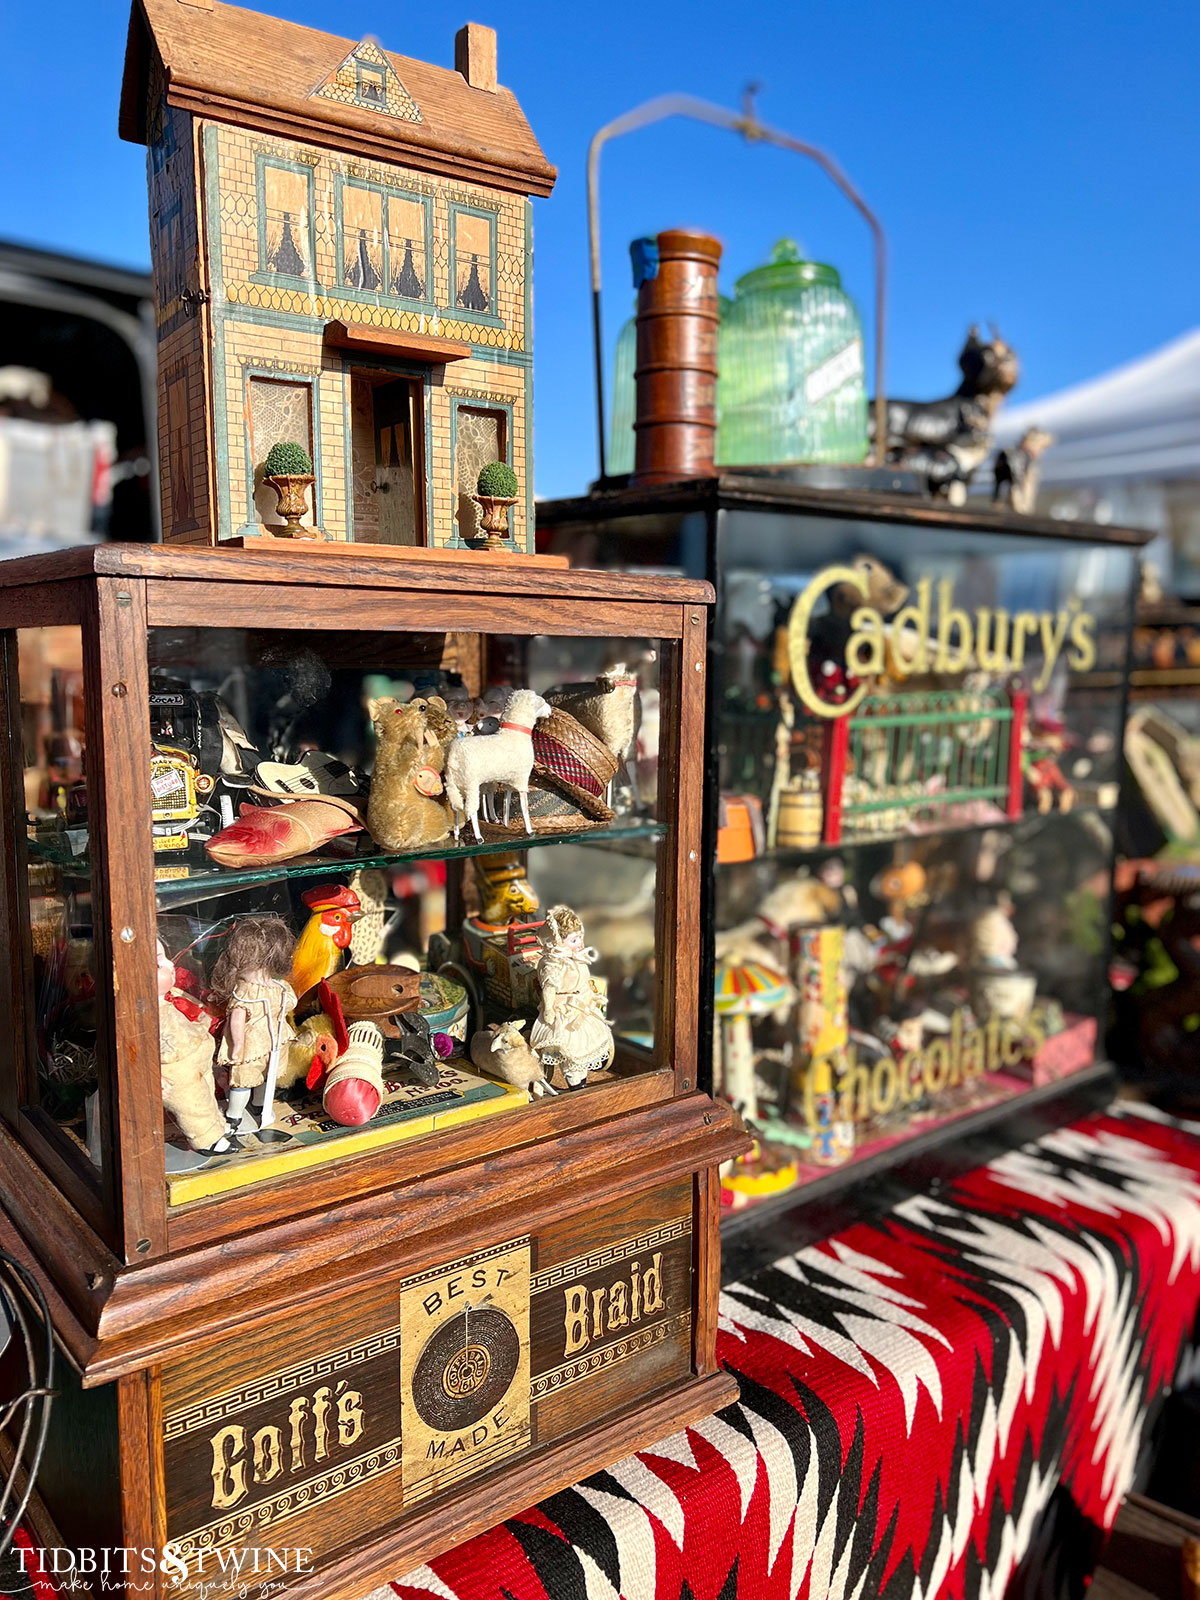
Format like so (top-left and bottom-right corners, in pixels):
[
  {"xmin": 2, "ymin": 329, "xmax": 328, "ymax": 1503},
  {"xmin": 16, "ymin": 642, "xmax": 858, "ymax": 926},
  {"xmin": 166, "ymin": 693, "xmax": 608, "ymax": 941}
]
[
  {"xmin": 25, "ymin": 819, "xmax": 667, "ymax": 904},
  {"xmin": 716, "ymin": 800, "xmax": 1118, "ymax": 871},
  {"xmin": 151, "ymin": 818, "xmax": 667, "ymax": 906}
]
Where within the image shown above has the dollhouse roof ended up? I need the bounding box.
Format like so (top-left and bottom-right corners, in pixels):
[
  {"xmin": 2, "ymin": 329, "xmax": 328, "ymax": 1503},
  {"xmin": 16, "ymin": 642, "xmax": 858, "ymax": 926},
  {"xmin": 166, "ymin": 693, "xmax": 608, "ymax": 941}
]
[{"xmin": 119, "ymin": 0, "xmax": 556, "ymax": 197}]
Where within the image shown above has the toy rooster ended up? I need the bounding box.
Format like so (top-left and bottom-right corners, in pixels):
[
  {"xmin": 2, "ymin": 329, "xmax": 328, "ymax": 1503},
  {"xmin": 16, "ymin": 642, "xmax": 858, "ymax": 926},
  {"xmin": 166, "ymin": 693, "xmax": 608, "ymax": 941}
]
[{"xmin": 289, "ymin": 884, "xmax": 363, "ymax": 1001}]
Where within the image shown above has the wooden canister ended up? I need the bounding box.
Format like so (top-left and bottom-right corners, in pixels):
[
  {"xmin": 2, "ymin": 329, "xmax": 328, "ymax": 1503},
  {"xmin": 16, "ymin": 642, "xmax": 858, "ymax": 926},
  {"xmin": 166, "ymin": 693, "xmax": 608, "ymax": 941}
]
[
  {"xmin": 632, "ymin": 229, "xmax": 722, "ymax": 485},
  {"xmin": 776, "ymin": 784, "xmax": 823, "ymax": 849}
]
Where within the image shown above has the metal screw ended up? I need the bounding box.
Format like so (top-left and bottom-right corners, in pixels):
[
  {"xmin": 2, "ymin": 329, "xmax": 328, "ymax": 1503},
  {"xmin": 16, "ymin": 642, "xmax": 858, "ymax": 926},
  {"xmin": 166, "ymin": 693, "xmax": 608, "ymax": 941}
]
[
  {"xmin": 119, "ymin": 927, "xmax": 135, "ymax": 943},
  {"xmin": 704, "ymin": 1113, "xmax": 714, "ymax": 1125},
  {"xmin": 85, "ymin": 1272, "xmax": 103, "ymax": 1290},
  {"xmin": 116, "ymin": 592, "xmax": 132, "ymax": 608},
  {"xmin": 690, "ymin": 613, "xmax": 701, "ymax": 625},
  {"xmin": 111, "ymin": 682, "xmax": 127, "ymax": 698},
  {"xmin": 694, "ymin": 661, "xmax": 702, "ymax": 672},
  {"xmin": 688, "ymin": 850, "xmax": 697, "ymax": 862},
  {"xmin": 682, "ymin": 1079, "xmax": 692, "ymax": 1091},
  {"xmin": 136, "ymin": 1238, "xmax": 151, "ymax": 1254}
]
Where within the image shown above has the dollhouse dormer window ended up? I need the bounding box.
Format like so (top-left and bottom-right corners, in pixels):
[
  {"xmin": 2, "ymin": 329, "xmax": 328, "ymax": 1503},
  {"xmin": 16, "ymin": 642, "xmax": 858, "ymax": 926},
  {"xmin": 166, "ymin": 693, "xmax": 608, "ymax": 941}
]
[{"xmin": 355, "ymin": 62, "xmax": 387, "ymax": 107}]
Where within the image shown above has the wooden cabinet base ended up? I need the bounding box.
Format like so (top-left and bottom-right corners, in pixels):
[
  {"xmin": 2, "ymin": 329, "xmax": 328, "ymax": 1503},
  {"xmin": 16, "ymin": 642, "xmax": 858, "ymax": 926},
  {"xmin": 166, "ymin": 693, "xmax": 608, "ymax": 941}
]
[{"xmin": 10, "ymin": 1119, "xmax": 743, "ymax": 1595}]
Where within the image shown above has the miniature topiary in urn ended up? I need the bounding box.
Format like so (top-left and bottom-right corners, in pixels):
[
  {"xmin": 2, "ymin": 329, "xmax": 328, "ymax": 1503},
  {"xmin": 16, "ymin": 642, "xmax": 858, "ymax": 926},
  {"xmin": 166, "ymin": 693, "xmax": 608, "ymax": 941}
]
[
  {"xmin": 262, "ymin": 442, "xmax": 318, "ymax": 539},
  {"xmin": 264, "ymin": 441, "xmax": 313, "ymax": 479},
  {"xmin": 472, "ymin": 460, "xmax": 519, "ymax": 550}
]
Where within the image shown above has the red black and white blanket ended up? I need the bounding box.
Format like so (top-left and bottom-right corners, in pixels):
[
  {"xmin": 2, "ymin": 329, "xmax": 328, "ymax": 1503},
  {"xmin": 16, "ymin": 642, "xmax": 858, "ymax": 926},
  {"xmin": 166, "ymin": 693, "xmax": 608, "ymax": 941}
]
[{"xmin": 389, "ymin": 1105, "xmax": 1200, "ymax": 1600}]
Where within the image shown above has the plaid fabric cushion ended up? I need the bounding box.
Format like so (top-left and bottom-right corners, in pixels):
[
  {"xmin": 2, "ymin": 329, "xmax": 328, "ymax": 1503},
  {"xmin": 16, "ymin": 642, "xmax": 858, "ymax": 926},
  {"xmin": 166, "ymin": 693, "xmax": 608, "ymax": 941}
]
[{"xmin": 532, "ymin": 731, "xmax": 604, "ymax": 797}]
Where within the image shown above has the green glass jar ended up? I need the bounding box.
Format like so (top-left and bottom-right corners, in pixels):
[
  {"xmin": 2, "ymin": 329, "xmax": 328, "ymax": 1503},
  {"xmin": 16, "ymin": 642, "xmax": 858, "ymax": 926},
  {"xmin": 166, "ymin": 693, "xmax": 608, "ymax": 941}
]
[{"xmin": 717, "ymin": 239, "xmax": 867, "ymax": 466}]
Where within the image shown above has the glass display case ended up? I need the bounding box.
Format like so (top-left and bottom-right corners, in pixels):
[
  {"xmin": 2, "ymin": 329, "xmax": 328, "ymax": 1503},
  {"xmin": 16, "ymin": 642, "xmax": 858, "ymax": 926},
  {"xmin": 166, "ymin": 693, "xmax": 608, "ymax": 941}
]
[
  {"xmin": 1108, "ymin": 597, "xmax": 1200, "ymax": 1105},
  {"xmin": 0, "ymin": 543, "xmax": 743, "ymax": 1587},
  {"xmin": 539, "ymin": 476, "xmax": 1146, "ymax": 1220}
]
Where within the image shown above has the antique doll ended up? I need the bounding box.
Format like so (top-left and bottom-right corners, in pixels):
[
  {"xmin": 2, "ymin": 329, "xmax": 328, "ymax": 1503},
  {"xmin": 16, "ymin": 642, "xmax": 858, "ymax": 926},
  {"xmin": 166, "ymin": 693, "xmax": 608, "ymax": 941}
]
[
  {"xmin": 157, "ymin": 940, "xmax": 234, "ymax": 1156},
  {"xmin": 211, "ymin": 916, "xmax": 297, "ymax": 1135},
  {"xmin": 531, "ymin": 905, "xmax": 614, "ymax": 1089}
]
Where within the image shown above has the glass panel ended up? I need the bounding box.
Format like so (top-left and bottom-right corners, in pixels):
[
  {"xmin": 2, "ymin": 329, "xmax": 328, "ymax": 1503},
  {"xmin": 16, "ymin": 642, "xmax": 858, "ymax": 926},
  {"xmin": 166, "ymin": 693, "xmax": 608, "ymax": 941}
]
[
  {"xmin": 453, "ymin": 212, "xmax": 492, "ymax": 314},
  {"xmin": 386, "ymin": 196, "xmax": 426, "ymax": 300},
  {"xmin": 144, "ymin": 627, "xmax": 664, "ymax": 1207},
  {"xmin": 249, "ymin": 378, "xmax": 314, "ymax": 532},
  {"xmin": 15, "ymin": 627, "xmax": 105, "ymax": 1181},
  {"xmin": 540, "ymin": 500, "xmax": 1137, "ymax": 1214},
  {"xmin": 455, "ymin": 407, "xmax": 505, "ymax": 542},
  {"xmin": 341, "ymin": 185, "xmax": 384, "ymax": 291},
  {"xmin": 261, "ymin": 165, "xmax": 310, "ymax": 277}
]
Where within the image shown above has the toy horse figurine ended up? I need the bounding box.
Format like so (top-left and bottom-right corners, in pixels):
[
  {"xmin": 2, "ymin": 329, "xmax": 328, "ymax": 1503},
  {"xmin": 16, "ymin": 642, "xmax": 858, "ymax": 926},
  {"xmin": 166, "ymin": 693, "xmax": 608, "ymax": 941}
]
[{"xmin": 871, "ymin": 326, "xmax": 1020, "ymax": 504}]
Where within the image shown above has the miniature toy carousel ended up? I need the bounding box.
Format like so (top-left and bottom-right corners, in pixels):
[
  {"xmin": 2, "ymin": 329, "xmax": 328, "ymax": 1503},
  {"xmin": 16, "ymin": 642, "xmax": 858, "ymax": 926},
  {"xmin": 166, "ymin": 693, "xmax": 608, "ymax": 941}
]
[
  {"xmin": 539, "ymin": 122, "xmax": 1147, "ymax": 1224},
  {"xmin": 0, "ymin": 7, "xmax": 744, "ymax": 1595}
]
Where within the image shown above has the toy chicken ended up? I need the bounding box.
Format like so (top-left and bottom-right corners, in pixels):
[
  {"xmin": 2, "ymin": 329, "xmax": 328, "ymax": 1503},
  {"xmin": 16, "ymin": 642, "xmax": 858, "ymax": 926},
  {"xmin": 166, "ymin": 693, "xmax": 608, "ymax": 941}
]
[{"xmin": 289, "ymin": 884, "xmax": 363, "ymax": 1001}]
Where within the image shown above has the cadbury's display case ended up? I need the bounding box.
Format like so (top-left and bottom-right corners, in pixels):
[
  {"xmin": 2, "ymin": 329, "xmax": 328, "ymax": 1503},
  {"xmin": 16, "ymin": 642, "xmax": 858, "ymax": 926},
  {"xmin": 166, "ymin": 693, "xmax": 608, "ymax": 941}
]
[
  {"xmin": 540, "ymin": 476, "xmax": 1147, "ymax": 1226},
  {"xmin": 0, "ymin": 541, "xmax": 743, "ymax": 1596}
]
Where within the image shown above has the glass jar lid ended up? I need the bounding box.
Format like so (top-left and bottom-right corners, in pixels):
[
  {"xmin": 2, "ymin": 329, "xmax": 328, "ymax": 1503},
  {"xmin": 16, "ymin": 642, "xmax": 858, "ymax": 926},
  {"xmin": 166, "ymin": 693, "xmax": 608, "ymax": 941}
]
[{"xmin": 734, "ymin": 238, "xmax": 841, "ymax": 296}]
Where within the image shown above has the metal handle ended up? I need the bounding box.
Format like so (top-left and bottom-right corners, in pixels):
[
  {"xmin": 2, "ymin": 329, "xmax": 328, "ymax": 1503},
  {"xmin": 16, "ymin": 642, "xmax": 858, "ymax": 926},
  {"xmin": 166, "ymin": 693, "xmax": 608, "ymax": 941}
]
[{"xmin": 586, "ymin": 87, "xmax": 888, "ymax": 479}]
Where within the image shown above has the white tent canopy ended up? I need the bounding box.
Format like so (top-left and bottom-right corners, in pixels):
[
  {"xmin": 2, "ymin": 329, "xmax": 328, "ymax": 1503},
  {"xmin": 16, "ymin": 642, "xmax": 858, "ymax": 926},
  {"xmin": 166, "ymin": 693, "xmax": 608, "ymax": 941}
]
[{"xmin": 995, "ymin": 327, "xmax": 1200, "ymax": 485}]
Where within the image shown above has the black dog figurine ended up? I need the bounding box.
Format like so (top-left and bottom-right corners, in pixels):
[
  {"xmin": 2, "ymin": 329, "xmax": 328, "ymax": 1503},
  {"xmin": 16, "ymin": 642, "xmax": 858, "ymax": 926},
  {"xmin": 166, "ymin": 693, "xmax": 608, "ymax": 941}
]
[{"xmin": 870, "ymin": 326, "xmax": 1020, "ymax": 503}]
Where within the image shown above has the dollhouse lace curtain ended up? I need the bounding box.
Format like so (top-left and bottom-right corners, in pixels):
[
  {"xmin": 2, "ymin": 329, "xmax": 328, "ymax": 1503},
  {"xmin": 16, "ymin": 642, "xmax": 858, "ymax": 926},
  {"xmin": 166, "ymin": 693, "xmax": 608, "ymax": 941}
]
[
  {"xmin": 249, "ymin": 379, "xmax": 314, "ymax": 529},
  {"xmin": 455, "ymin": 408, "xmax": 504, "ymax": 541}
]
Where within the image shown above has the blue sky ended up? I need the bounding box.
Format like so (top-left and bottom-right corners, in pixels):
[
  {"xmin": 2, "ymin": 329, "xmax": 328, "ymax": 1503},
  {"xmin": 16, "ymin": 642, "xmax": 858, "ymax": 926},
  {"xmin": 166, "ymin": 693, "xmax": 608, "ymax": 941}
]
[{"xmin": 3, "ymin": 0, "xmax": 1197, "ymax": 498}]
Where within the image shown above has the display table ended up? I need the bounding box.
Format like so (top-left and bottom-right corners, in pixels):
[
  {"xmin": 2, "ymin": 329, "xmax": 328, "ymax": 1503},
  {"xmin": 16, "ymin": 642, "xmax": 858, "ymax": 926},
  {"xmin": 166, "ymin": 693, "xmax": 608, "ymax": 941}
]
[{"xmin": 391, "ymin": 1105, "xmax": 1200, "ymax": 1600}]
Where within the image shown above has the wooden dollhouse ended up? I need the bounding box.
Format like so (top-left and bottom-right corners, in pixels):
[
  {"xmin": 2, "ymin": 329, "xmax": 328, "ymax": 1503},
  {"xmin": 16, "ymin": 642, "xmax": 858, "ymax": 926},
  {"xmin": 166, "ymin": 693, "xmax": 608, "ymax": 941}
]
[{"xmin": 120, "ymin": 0, "xmax": 554, "ymax": 549}]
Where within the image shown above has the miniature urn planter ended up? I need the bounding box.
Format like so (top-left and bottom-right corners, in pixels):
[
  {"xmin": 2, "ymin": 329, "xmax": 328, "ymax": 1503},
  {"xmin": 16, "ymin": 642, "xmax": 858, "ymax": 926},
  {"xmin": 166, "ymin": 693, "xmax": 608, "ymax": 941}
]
[
  {"xmin": 471, "ymin": 493, "xmax": 518, "ymax": 551},
  {"xmin": 264, "ymin": 472, "xmax": 320, "ymax": 540}
]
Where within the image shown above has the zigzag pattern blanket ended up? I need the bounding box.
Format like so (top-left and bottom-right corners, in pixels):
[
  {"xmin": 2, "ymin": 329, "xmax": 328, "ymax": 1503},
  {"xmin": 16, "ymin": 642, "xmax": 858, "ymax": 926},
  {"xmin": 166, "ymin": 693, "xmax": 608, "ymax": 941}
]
[{"xmin": 389, "ymin": 1106, "xmax": 1200, "ymax": 1600}]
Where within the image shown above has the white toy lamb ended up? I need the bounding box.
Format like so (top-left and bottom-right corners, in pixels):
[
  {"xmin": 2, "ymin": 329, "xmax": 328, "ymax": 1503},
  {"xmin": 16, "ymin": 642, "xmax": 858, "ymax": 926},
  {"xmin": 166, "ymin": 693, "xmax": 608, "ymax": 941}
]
[{"xmin": 444, "ymin": 689, "xmax": 551, "ymax": 841}]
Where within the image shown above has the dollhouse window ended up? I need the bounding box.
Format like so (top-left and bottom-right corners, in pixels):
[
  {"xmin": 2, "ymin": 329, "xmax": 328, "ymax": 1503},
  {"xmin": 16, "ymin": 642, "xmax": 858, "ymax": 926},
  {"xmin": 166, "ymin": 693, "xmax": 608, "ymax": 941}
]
[
  {"xmin": 258, "ymin": 160, "xmax": 313, "ymax": 280},
  {"xmin": 337, "ymin": 180, "xmax": 430, "ymax": 304},
  {"xmin": 355, "ymin": 62, "xmax": 387, "ymax": 106},
  {"xmin": 449, "ymin": 206, "xmax": 497, "ymax": 318},
  {"xmin": 455, "ymin": 404, "xmax": 508, "ymax": 541},
  {"xmin": 248, "ymin": 377, "xmax": 315, "ymax": 530}
]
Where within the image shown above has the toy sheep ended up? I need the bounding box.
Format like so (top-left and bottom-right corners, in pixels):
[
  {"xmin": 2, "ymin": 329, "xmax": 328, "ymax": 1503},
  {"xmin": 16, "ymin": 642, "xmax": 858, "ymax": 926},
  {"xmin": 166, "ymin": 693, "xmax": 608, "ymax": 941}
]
[
  {"xmin": 469, "ymin": 1018, "xmax": 557, "ymax": 1096},
  {"xmin": 444, "ymin": 689, "xmax": 551, "ymax": 841}
]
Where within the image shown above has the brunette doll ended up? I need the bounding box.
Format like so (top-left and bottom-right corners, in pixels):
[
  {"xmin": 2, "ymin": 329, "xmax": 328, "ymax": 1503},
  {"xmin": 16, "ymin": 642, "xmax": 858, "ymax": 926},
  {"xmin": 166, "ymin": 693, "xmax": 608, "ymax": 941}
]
[{"xmin": 211, "ymin": 916, "xmax": 297, "ymax": 1134}]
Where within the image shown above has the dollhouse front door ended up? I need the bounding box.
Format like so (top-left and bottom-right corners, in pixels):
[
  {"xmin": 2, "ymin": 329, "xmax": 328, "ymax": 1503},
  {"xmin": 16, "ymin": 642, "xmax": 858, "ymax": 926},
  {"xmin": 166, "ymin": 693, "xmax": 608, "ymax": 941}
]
[{"xmin": 371, "ymin": 377, "xmax": 423, "ymax": 546}]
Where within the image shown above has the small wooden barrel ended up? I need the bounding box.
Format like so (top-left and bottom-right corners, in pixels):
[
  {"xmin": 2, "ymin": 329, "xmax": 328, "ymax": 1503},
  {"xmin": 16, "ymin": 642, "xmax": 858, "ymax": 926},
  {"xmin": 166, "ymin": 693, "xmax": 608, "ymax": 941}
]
[
  {"xmin": 632, "ymin": 229, "xmax": 722, "ymax": 485},
  {"xmin": 776, "ymin": 785, "xmax": 823, "ymax": 849}
]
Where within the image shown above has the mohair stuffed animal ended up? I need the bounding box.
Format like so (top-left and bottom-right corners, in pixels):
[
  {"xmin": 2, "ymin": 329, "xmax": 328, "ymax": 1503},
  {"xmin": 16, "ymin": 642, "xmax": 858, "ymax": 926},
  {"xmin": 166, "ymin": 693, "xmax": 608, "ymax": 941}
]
[{"xmin": 367, "ymin": 698, "xmax": 452, "ymax": 851}]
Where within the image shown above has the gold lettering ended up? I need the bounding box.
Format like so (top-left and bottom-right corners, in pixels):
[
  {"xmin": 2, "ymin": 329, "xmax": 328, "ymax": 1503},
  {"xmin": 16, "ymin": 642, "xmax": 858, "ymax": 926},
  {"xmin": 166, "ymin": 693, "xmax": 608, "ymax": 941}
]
[
  {"xmin": 288, "ymin": 1395, "xmax": 308, "ymax": 1472},
  {"xmin": 1068, "ymin": 610, "xmax": 1097, "ymax": 672},
  {"xmin": 1000, "ymin": 1022, "xmax": 1026, "ymax": 1068},
  {"xmin": 209, "ymin": 1425, "xmax": 247, "ymax": 1511},
  {"xmin": 312, "ymin": 1386, "xmax": 333, "ymax": 1462},
  {"xmin": 336, "ymin": 1385, "xmax": 364, "ymax": 1448},
  {"xmin": 1034, "ymin": 610, "xmax": 1071, "ymax": 692},
  {"xmin": 251, "ymin": 1426, "xmax": 283, "ymax": 1485},
  {"xmin": 631, "ymin": 1260, "xmax": 641, "ymax": 1322},
  {"xmin": 947, "ymin": 1011, "xmax": 963, "ymax": 1088},
  {"xmin": 843, "ymin": 1058, "xmax": 873, "ymax": 1122},
  {"xmin": 924, "ymin": 1038, "xmax": 950, "ymax": 1095},
  {"xmin": 591, "ymin": 1287, "xmax": 605, "ymax": 1340},
  {"xmin": 563, "ymin": 1286, "xmax": 589, "ymax": 1355},
  {"xmin": 608, "ymin": 1281, "xmax": 630, "ymax": 1330},
  {"xmin": 642, "ymin": 1252, "xmax": 665, "ymax": 1316},
  {"xmin": 787, "ymin": 566, "xmax": 870, "ymax": 718},
  {"xmin": 846, "ymin": 608, "xmax": 887, "ymax": 677},
  {"xmin": 961, "ymin": 1026, "xmax": 986, "ymax": 1078},
  {"xmin": 934, "ymin": 579, "xmax": 973, "ymax": 672},
  {"xmin": 1010, "ymin": 613, "xmax": 1040, "ymax": 669},
  {"xmin": 890, "ymin": 578, "xmax": 932, "ymax": 674},
  {"xmin": 871, "ymin": 1057, "xmax": 897, "ymax": 1116},
  {"xmin": 898, "ymin": 1050, "xmax": 921, "ymax": 1103},
  {"xmin": 975, "ymin": 608, "xmax": 1010, "ymax": 671}
]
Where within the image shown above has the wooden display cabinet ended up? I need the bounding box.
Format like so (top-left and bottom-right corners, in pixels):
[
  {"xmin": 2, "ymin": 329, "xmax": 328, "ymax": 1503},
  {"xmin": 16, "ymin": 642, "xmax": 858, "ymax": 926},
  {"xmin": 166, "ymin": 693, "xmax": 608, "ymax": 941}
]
[{"xmin": 0, "ymin": 541, "xmax": 744, "ymax": 1595}]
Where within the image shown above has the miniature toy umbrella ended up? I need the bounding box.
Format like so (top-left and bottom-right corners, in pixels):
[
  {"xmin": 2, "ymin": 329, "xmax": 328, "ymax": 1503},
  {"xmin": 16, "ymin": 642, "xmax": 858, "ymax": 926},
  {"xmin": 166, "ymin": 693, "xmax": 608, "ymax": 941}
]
[{"xmin": 713, "ymin": 960, "xmax": 794, "ymax": 1123}]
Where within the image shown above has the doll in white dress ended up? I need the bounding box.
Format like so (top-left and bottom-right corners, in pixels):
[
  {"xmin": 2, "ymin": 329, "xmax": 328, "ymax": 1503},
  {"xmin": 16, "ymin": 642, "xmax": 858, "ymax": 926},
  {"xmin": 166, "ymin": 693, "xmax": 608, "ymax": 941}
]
[{"xmin": 530, "ymin": 906, "xmax": 614, "ymax": 1089}]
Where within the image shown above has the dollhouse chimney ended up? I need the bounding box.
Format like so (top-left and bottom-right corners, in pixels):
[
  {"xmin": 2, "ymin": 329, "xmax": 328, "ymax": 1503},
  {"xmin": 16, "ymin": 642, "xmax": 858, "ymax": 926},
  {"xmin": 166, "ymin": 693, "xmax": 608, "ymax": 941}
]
[{"xmin": 455, "ymin": 23, "xmax": 498, "ymax": 92}]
